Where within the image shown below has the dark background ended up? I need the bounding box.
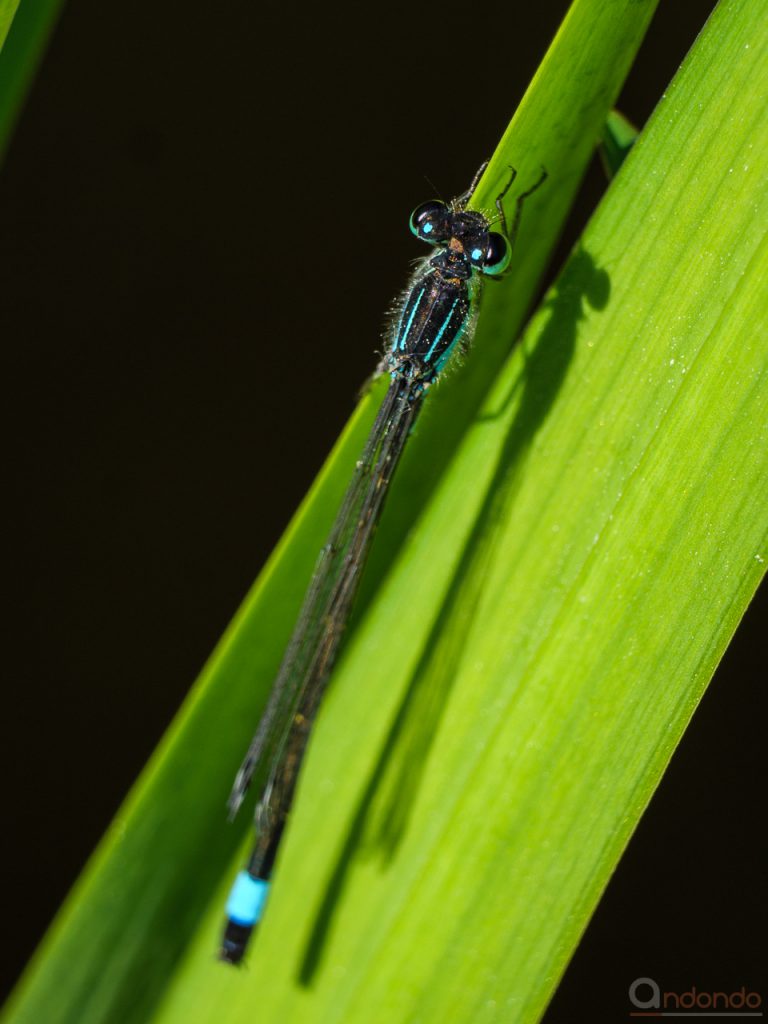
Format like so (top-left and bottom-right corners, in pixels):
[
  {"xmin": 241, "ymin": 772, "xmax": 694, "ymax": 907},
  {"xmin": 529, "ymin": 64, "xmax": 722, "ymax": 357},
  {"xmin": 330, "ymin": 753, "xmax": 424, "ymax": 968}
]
[{"xmin": 1, "ymin": 0, "xmax": 763, "ymax": 1015}]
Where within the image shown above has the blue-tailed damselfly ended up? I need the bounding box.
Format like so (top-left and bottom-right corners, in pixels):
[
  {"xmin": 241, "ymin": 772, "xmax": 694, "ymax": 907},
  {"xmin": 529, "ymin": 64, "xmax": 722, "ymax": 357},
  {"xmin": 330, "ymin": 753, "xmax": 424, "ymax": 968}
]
[{"xmin": 220, "ymin": 161, "xmax": 546, "ymax": 964}]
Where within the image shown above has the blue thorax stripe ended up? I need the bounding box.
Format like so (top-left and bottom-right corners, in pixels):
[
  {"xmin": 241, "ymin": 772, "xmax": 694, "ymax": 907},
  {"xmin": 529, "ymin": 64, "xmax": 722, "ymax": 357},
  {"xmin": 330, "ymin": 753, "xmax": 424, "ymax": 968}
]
[
  {"xmin": 398, "ymin": 286, "xmax": 426, "ymax": 350},
  {"xmin": 425, "ymin": 297, "xmax": 460, "ymax": 361}
]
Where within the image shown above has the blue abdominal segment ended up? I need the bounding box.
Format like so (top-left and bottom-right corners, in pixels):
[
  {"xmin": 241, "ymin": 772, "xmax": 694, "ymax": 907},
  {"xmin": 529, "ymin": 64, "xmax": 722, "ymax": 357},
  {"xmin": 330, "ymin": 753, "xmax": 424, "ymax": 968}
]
[
  {"xmin": 226, "ymin": 871, "xmax": 269, "ymax": 926},
  {"xmin": 219, "ymin": 872, "xmax": 270, "ymax": 964}
]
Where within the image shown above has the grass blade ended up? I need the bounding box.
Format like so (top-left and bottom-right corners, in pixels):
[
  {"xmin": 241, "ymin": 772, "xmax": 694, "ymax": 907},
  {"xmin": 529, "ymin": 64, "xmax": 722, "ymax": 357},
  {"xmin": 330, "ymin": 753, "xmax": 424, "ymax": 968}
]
[
  {"xmin": 154, "ymin": 0, "xmax": 767, "ymax": 1020},
  {"xmin": 0, "ymin": 0, "xmax": 63, "ymax": 159}
]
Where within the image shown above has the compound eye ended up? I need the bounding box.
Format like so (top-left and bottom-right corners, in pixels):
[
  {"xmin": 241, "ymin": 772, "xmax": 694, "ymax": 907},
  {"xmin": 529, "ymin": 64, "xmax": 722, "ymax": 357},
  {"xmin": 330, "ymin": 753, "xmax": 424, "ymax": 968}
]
[
  {"xmin": 409, "ymin": 201, "xmax": 450, "ymax": 244},
  {"xmin": 482, "ymin": 232, "xmax": 510, "ymax": 275}
]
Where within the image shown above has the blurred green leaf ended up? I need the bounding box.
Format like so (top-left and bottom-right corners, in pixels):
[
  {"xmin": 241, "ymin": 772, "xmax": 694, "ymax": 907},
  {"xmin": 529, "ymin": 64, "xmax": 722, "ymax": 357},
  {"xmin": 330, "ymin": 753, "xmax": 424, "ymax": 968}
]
[
  {"xmin": 0, "ymin": 0, "xmax": 63, "ymax": 159},
  {"xmin": 0, "ymin": 0, "xmax": 20, "ymax": 49}
]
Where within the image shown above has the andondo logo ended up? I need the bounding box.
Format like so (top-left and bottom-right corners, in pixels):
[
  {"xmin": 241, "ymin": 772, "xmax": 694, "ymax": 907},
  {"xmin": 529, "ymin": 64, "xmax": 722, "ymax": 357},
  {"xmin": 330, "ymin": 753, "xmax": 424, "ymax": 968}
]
[{"xmin": 628, "ymin": 977, "xmax": 763, "ymax": 1017}]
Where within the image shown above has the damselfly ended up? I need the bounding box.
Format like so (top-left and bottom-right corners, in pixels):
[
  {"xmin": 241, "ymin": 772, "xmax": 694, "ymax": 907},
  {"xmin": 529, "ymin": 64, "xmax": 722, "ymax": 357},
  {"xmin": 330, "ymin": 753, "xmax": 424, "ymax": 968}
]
[{"xmin": 220, "ymin": 161, "xmax": 547, "ymax": 964}]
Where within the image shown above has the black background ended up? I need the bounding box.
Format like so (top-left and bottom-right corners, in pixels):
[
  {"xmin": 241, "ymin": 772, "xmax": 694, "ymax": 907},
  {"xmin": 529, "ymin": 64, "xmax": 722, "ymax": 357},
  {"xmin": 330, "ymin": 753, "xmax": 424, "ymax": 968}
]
[{"xmin": 1, "ymin": 0, "xmax": 764, "ymax": 1015}]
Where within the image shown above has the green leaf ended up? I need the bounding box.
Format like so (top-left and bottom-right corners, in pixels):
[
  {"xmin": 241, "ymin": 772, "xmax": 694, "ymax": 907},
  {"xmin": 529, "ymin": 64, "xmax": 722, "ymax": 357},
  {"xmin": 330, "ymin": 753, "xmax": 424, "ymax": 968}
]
[
  {"xmin": 0, "ymin": 0, "xmax": 20, "ymax": 50},
  {"xmin": 0, "ymin": 0, "xmax": 64, "ymax": 159},
  {"xmin": 599, "ymin": 108, "xmax": 640, "ymax": 178},
  {"xmin": 160, "ymin": 1, "xmax": 764, "ymax": 1020},
  {"xmin": 13, "ymin": 0, "xmax": 767, "ymax": 1021}
]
